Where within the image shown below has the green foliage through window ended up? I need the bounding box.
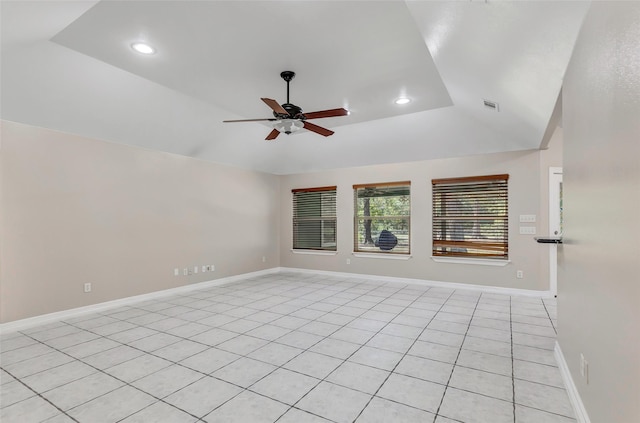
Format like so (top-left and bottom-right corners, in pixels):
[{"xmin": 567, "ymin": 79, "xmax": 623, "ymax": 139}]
[{"xmin": 354, "ymin": 183, "xmax": 410, "ymax": 254}]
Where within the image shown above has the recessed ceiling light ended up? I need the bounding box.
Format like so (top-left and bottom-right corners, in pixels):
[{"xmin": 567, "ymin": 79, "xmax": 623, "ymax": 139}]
[
  {"xmin": 395, "ymin": 97, "xmax": 411, "ymax": 105},
  {"xmin": 131, "ymin": 42, "xmax": 156, "ymax": 55}
]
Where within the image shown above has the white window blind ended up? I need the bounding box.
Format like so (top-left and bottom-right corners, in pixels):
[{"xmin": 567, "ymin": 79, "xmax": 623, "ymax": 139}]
[
  {"xmin": 292, "ymin": 186, "xmax": 337, "ymax": 251},
  {"xmin": 432, "ymin": 174, "xmax": 509, "ymax": 259},
  {"xmin": 354, "ymin": 182, "xmax": 410, "ymax": 254}
]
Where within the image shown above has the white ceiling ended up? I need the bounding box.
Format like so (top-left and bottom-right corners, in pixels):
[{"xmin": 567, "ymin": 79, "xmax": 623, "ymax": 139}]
[{"xmin": 1, "ymin": 1, "xmax": 589, "ymax": 174}]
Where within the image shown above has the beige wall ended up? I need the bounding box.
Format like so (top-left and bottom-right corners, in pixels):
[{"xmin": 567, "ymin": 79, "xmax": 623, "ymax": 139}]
[
  {"xmin": 0, "ymin": 121, "xmax": 280, "ymax": 323},
  {"xmin": 559, "ymin": 2, "xmax": 640, "ymax": 422},
  {"xmin": 280, "ymin": 147, "xmax": 562, "ymax": 291}
]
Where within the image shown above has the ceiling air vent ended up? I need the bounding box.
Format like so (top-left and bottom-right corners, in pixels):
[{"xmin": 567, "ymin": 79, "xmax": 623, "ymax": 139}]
[{"xmin": 483, "ymin": 99, "xmax": 499, "ymax": 111}]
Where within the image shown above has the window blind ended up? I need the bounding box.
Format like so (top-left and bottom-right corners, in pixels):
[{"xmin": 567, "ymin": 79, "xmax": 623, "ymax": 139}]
[
  {"xmin": 432, "ymin": 174, "xmax": 509, "ymax": 259},
  {"xmin": 292, "ymin": 186, "xmax": 337, "ymax": 251}
]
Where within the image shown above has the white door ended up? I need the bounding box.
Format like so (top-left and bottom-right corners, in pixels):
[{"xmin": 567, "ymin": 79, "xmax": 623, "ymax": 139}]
[{"xmin": 549, "ymin": 167, "xmax": 563, "ymax": 297}]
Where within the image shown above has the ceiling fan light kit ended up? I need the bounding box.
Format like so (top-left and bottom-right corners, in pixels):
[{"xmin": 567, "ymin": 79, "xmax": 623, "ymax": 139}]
[
  {"xmin": 274, "ymin": 119, "xmax": 304, "ymax": 135},
  {"xmin": 223, "ymin": 71, "xmax": 349, "ymax": 140}
]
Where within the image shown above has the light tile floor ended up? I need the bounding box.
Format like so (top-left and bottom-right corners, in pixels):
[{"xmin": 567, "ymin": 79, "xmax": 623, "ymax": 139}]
[{"xmin": 0, "ymin": 271, "xmax": 574, "ymax": 423}]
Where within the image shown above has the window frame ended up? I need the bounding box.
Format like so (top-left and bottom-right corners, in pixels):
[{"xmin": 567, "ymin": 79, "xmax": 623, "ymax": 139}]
[
  {"xmin": 353, "ymin": 181, "xmax": 411, "ymax": 255},
  {"xmin": 292, "ymin": 185, "xmax": 337, "ymax": 252},
  {"xmin": 431, "ymin": 174, "xmax": 509, "ymax": 260}
]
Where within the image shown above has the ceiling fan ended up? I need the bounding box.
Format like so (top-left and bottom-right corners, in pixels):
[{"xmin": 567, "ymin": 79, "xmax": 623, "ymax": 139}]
[{"xmin": 223, "ymin": 71, "xmax": 349, "ymax": 140}]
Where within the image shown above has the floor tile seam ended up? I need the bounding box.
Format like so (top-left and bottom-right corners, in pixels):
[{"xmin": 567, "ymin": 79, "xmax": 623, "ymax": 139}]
[
  {"xmin": 436, "ymin": 384, "xmax": 515, "ymax": 404},
  {"xmin": 282, "ymin": 368, "xmax": 373, "ymax": 422},
  {"xmin": 512, "ymin": 356, "xmax": 560, "ymax": 369},
  {"xmin": 0, "ymin": 348, "xmax": 58, "ymax": 368},
  {"xmin": 18, "ymin": 329, "xmax": 216, "ymax": 422},
  {"xmin": 425, "ymin": 324, "xmax": 509, "ymax": 341},
  {"xmin": 512, "ymin": 376, "xmax": 566, "ymax": 390},
  {"xmin": 432, "ymin": 290, "xmax": 483, "ymax": 423},
  {"xmin": 277, "ymin": 280, "xmax": 414, "ymax": 422},
  {"xmin": 541, "ymin": 297, "xmax": 558, "ymax": 334},
  {"xmin": 514, "ymin": 402, "xmax": 577, "ymax": 420},
  {"xmin": 447, "ymin": 362, "xmax": 513, "ymax": 378},
  {"xmin": 511, "ymin": 342, "xmax": 555, "ymax": 351},
  {"xmin": 7, "ymin": 278, "xmax": 544, "ymax": 423},
  {"xmin": 98, "ymin": 279, "xmax": 325, "ymax": 328},
  {"xmin": 199, "ymin": 277, "xmax": 410, "ymax": 411},
  {"xmin": 274, "ymin": 406, "xmax": 340, "ymax": 423},
  {"xmin": 367, "ymin": 393, "xmax": 439, "ymax": 417},
  {"xmin": 0, "ymin": 357, "xmax": 101, "ymax": 387},
  {"xmin": 515, "ymin": 377, "xmax": 567, "ymax": 392},
  {"xmin": 463, "ymin": 333, "xmax": 513, "ymax": 345},
  {"xmin": 511, "ymin": 328, "xmax": 559, "ymax": 337},
  {"xmin": 0, "ymin": 367, "xmax": 81, "ymax": 423},
  {"xmin": 63, "ymin": 348, "xmax": 220, "ymax": 422},
  {"xmin": 511, "ymin": 357, "xmax": 558, "ymax": 367},
  {"xmin": 351, "ymin": 287, "xmax": 458, "ymax": 423},
  {"xmin": 61, "ymin": 281, "xmax": 347, "ymax": 359}
]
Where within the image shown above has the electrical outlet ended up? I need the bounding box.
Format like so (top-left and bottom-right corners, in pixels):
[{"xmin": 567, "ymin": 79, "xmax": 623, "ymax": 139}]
[
  {"xmin": 211, "ymin": 264, "xmax": 215, "ymax": 271},
  {"xmin": 517, "ymin": 270, "xmax": 524, "ymax": 279},
  {"xmin": 193, "ymin": 266, "xmax": 198, "ymax": 274},
  {"xmin": 84, "ymin": 283, "xmax": 92, "ymax": 293},
  {"xmin": 174, "ymin": 268, "xmax": 179, "ymax": 276},
  {"xmin": 202, "ymin": 265, "xmax": 207, "ymax": 273},
  {"xmin": 183, "ymin": 268, "xmax": 188, "ymax": 276},
  {"xmin": 346, "ymin": 258, "xmax": 351, "ymax": 265}
]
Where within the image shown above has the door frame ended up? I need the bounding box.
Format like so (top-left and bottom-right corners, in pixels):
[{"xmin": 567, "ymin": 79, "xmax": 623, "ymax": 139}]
[{"xmin": 549, "ymin": 167, "xmax": 563, "ymax": 297}]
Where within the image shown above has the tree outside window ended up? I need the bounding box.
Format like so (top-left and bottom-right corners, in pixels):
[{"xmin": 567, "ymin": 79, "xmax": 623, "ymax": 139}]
[{"xmin": 354, "ymin": 182, "xmax": 410, "ymax": 254}]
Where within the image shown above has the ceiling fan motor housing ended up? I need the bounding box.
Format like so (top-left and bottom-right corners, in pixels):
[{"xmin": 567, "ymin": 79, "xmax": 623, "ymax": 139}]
[{"xmin": 276, "ymin": 103, "xmax": 304, "ymax": 121}]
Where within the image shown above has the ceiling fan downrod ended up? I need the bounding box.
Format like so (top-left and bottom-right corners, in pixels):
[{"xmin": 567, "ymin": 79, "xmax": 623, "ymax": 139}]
[{"xmin": 280, "ymin": 71, "xmax": 295, "ymax": 104}]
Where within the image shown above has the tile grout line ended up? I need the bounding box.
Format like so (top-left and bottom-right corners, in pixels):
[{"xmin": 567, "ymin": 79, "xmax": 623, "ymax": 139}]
[
  {"xmin": 270, "ymin": 280, "xmax": 414, "ymax": 422},
  {"xmin": 432, "ymin": 291, "xmax": 482, "ymax": 423},
  {"xmin": 541, "ymin": 298, "xmax": 558, "ymax": 335},
  {"xmin": 1, "ymin": 367, "xmax": 81, "ymax": 423},
  {"xmin": 1, "ymin": 273, "xmax": 564, "ymax": 423},
  {"xmin": 3, "ymin": 277, "xmax": 338, "ymax": 422},
  {"xmin": 350, "ymin": 287, "xmax": 458, "ymax": 423}
]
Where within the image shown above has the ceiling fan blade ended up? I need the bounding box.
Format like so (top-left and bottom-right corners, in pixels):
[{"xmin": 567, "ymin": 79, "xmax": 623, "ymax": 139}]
[
  {"xmin": 261, "ymin": 98, "xmax": 288, "ymax": 115},
  {"xmin": 223, "ymin": 118, "xmax": 276, "ymax": 123},
  {"xmin": 303, "ymin": 108, "xmax": 349, "ymax": 120},
  {"xmin": 303, "ymin": 121, "xmax": 334, "ymax": 137},
  {"xmin": 265, "ymin": 129, "xmax": 280, "ymax": 140}
]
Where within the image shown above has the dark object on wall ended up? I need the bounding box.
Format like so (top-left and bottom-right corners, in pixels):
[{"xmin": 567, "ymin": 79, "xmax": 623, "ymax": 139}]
[{"xmin": 375, "ymin": 230, "xmax": 398, "ymax": 251}]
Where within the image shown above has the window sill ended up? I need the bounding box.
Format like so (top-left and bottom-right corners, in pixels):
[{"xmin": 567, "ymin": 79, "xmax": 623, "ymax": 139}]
[
  {"xmin": 352, "ymin": 252, "xmax": 412, "ymax": 260},
  {"xmin": 431, "ymin": 257, "xmax": 510, "ymax": 266},
  {"xmin": 291, "ymin": 249, "xmax": 338, "ymax": 256}
]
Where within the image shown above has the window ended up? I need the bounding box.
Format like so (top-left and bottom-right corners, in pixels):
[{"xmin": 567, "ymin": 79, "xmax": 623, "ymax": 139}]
[
  {"xmin": 354, "ymin": 182, "xmax": 410, "ymax": 254},
  {"xmin": 432, "ymin": 174, "xmax": 509, "ymax": 260},
  {"xmin": 292, "ymin": 186, "xmax": 337, "ymax": 251}
]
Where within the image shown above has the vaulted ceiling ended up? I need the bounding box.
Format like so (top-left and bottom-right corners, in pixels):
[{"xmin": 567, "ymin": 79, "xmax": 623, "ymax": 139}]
[{"xmin": 1, "ymin": 1, "xmax": 589, "ymax": 174}]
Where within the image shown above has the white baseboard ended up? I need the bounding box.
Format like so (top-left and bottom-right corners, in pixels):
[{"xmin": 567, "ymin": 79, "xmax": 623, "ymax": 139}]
[
  {"xmin": 555, "ymin": 341, "xmax": 591, "ymax": 423},
  {"xmin": 280, "ymin": 267, "xmax": 552, "ymax": 298},
  {"xmin": 1, "ymin": 266, "xmax": 549, "ymax": 335},
  {"xmin": 0, "ymin": 267, "xmax": 280, "ymax": 335}
]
